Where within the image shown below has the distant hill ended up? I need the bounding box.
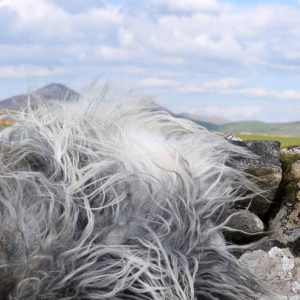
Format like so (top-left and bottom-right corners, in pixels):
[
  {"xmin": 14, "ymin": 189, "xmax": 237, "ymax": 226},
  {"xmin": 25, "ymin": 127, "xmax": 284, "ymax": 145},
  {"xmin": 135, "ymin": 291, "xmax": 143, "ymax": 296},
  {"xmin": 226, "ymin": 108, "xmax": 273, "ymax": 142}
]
[
  {"xmin": 0, "ymin": 83, "xmax": 79, "ymax": 111},
  {"xmin": 175, "ymin": 115, "xmax": 300, "ymax": 136},
  {"xmin": 219, "ymin": 120, "xmax": 300, "ymax": 137}
]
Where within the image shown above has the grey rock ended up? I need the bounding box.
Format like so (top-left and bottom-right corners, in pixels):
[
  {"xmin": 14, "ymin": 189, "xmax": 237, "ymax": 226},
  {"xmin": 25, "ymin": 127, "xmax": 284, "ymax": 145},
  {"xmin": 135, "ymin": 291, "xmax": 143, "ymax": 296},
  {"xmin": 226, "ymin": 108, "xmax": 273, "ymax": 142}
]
[
  {"xmin": 224, "ymin": 209, "xmax": 265, "ymax": 242},
  {"xmin": 268, "ymin": 207, "xmax": 300, "ymax": 256},
  {"xmin": 225, "ymin": 134, "xmax": 243, "ymax": 141},
  {"xmin": 229, "ymin": 140, "xmax": 282, "ymax": 216},
  {"xmin": 239, "ymin": 247, "xmax": 300, "ymax": 299},
  {"xmin": 291, "ymin": 160, "xmax": 300, "ymax": 179},
  {"xmin": 281, "ymin": 146, "xmax": 300, "ymax": 155},
  {"xmin": 268, "ymin": 151, "xmax": 300, "ymax": 256}
]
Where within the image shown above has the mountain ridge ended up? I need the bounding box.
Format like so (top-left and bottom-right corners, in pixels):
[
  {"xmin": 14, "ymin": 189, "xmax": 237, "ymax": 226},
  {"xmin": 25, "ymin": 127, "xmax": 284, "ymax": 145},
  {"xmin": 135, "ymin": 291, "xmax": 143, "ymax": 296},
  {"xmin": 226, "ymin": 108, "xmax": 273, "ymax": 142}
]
[{"xmin": 0, "ymin": 83, "xmax": 79, "ymax": 110}]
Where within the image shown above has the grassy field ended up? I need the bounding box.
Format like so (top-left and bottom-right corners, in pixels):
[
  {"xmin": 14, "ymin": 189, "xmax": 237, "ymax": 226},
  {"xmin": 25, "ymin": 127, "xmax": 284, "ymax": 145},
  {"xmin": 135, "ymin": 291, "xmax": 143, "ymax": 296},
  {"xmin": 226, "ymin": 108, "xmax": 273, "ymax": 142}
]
[
  {"xmin": 0, "ymin": 111, "xmax": 14, "ymax": 128},
  {"xmin": 236, "ymin": 133, "xmax": 300, "ymax": 148},
  {"xmin": 220, "ymin": 120, "xmax": 300, "ymax": 137}
]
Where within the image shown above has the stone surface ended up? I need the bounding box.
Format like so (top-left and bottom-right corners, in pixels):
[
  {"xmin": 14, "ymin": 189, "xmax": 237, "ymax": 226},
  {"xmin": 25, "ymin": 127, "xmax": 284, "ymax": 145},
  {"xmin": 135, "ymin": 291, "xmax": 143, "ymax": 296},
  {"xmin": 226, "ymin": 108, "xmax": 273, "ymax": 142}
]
[
  {"xmin": 281, "ymin": 146, "xmax": 300, "ymax": 155},
  {"xmin": 226, "ymin": 134, "xmax": 243, "ymax": 141},
  {"xmin": 224, "ymin": 209, "xmax": 265, "ymax": 242},
  {"xmin": 268, "ymin": 151, "xmax": 300, "ymax": 256},
  {"xmin": 229, "ymin": 140, "xmax": 282, "ymax": 216},
  {"xmin": 239, "ymin": 247, "xmax": 300, "ymax": 299},
  {"xmin": 291, "ymin": 160, "xmax": 300, "ymax": 180}
]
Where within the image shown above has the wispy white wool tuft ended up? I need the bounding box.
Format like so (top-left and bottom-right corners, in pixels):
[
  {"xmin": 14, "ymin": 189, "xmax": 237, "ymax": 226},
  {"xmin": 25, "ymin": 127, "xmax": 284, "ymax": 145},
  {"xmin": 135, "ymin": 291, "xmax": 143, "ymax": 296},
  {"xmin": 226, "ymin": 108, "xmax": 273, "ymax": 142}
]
[{"xmin": 0, "ymin": 90, "xmax": 269, "ymax": 299}]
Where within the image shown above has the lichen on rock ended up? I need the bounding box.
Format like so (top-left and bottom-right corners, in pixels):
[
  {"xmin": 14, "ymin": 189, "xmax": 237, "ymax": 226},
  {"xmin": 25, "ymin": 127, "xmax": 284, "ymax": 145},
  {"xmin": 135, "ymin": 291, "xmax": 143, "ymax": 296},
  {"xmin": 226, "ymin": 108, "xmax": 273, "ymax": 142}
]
[{"xmin": 239, "ymin": 247, "xmax": 300, "ymax": 299}]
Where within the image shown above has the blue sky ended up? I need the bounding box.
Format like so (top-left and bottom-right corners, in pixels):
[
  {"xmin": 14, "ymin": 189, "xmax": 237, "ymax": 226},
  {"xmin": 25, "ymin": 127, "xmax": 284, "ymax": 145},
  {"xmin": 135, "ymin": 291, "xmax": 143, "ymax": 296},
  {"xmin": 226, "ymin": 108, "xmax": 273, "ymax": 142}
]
[{"xmin": 1, "ymin": 0, "xmax": 300, "ymax": 122}]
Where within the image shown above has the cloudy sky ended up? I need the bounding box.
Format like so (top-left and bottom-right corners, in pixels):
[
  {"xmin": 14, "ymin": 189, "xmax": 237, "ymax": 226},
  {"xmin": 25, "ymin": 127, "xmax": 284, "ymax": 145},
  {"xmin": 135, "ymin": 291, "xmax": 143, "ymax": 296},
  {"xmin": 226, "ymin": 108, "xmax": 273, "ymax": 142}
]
[{"xmin": 1, "ymin": 0, "xmax": 300, "ymax": 122}]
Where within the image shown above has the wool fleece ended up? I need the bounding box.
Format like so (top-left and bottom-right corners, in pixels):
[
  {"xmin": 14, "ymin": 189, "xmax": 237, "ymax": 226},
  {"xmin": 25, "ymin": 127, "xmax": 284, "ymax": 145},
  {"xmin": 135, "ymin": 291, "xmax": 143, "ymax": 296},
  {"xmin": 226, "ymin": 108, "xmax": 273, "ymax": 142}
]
[{"xmin": 0, "ymin": 91, "xmax": 269, "ymax": 299}]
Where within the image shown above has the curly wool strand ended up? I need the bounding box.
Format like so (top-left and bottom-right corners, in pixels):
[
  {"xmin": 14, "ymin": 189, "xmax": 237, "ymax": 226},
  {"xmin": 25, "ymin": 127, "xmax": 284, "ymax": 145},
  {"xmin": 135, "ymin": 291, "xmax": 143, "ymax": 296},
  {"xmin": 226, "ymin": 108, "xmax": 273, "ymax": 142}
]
[{"xmin": 0, "ymin": 91, "xmax": 268, "ymax": 299}]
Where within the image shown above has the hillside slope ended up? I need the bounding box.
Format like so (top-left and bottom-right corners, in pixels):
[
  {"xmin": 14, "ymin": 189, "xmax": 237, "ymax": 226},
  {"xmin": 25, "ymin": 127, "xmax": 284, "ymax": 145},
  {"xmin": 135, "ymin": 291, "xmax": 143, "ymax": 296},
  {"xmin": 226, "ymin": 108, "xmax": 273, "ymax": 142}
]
[
  {"xmin": 220, "ymin": 120, "xmax": 300, "ymax": 136},
  {"xmin": 0, "ymin": 83, "xmax": 79, "ymax": 111}
]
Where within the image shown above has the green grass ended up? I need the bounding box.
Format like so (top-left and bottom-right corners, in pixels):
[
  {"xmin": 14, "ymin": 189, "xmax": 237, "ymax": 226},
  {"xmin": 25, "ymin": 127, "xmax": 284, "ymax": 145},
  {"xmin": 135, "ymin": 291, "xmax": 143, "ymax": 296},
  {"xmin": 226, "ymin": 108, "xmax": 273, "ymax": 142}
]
[
  {"xmin": 236, "ymin": 133, "xmax": 300, "ymax": 148},
  {"xmin": 220, "ymin": 120, "xmax": 300, "ymax": 136},
  {"xmin": 0, "ymin": 124, "xmax": 11, "ymax": 131}
]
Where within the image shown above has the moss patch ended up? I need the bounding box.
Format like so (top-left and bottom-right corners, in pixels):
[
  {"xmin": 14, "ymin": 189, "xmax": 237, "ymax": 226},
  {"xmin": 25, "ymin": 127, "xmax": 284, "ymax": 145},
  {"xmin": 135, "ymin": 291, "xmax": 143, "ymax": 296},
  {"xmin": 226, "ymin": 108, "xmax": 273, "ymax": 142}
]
[
  {"xmin": 267, "ymin": 152, "xmax": 300, "ymax": 221},
  {"xmin": 279, "ymin": 153, "xmax": 300, "ymax": 206}
]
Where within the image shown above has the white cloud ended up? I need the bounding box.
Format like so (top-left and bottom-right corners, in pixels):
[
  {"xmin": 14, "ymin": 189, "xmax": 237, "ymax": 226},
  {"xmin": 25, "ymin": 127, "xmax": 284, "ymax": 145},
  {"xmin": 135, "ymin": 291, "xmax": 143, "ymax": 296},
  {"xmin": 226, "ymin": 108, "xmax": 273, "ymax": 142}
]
[
  {"xmin": 1, "ymin": 0, "xmax": 300, "ymax": 70},
  {"xmin": 97, "ymin": 47, "xmax": 132, "ymax": 61},
  {"xmin": 0, "ymin": 65, "xmax": 69, "ymax": 78},
  {"xmin": 74, "ymin": 7, "xmax": 122, "ymax": 34},
  {"xmin": 277, "ymin": 90, "xmax": 300, "ymax": 101},
  {"xmin": 139, "ymin": 77, "xmax": 180, "ymax": 88},
  {"xmin": 178, "ymin": 77, "xmax": 243, "ymax": 93},
  {"xmin": 228, "ymin": 88, "xmax": 272, "ymax": 98},
  {"xmin": 201, "ymin": 77, "xmax": 242, "ymax": 90},
  {"xmin": 149, "ymin": 0, "xmax": 220, "ymax": 12},
  {"xmin": 203, "ymin": 105, "xmax": 261, "ymax": 119},
  {"xmin": 118, "ymin": 27, "xmax": 134, "ymax": 46},
  {"xmin": 0, "ymin": 0, "xmax": 122, "ymax": 40},
  {"xmin": 144, "ymin": 3, "xmax": 300, "ymax": 69},
  {"xmin": 180, "ymin": 103, "xmax": 261, "ymax": 119},
  {"xmin": 225, "ymin": 88, "xmax": 300, "ymax": 101},
  {"xmin": 194, "ymin": 35, "xmax": 243, "ymax": 60},
  {"xmin": 1, "ymin": 0, "xmax": 300, "ymax": 121},
  {"xmin": 162, "ymin": 57, "xmax": 185, "ymax": 65},
  {"xmin": 0, "ymin": 0, "xmax": 64, "ymax": 23},
  {"xmin": 179, "ymin": 78, "xmax": 300, "ymax": 101},
  {"xmin": 0, "ymin": 0, "xmax": 72, "ymax": 37},
  {"xmin": 113, "ymin": 65, "xmax": 145, "ymax": 75}
]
